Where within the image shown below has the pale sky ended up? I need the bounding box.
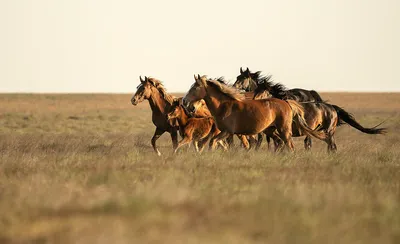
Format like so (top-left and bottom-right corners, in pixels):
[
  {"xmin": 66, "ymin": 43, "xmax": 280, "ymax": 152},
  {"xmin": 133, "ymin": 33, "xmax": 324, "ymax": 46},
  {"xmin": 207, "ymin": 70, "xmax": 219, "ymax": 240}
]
[{"xmin": 0, "ymin": 0, "xmax": 399, "ymax": 93}]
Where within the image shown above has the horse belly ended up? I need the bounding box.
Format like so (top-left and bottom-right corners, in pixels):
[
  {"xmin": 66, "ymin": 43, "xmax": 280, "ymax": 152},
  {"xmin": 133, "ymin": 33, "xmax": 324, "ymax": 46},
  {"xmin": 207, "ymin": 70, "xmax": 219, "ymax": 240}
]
[
  {"xmin": 152, "ymin": 116, "xmax": 170, "ymax": 131},
  {"xmin": 226, "ymin": 113, "xmax": 272, "ymax": 135},
  {"xmin": 192, "ymin": 124, "xmax": 212, "ymax": 140}
]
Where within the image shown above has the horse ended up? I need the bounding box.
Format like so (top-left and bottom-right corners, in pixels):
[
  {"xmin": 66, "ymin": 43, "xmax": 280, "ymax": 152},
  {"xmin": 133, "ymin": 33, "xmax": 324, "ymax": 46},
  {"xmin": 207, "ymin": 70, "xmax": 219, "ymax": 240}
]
[
  {"xmin": 183, "ymin": 75, "xmax": 326, "ymax": 151},
  {"xmin": 253, "ymin": 81, "xmax": 387, "ymax": 152},
  {"xmin": 131, "ymin": 76, "xmax": 181, "ymax": 156},
  {"xmin": 200, "ymin": 77, "xmax": 264, "ymax": 150},
  {"xmin": 167, "ymin": 100, "xmax": 227, "ymax": 153},
  {"xmin": 233, "ymin": 67, "xmax": 323, "ymax": 102},
  {"xmin": 239, "ymin": 69, "xmax": 324, "ymax": 149}
]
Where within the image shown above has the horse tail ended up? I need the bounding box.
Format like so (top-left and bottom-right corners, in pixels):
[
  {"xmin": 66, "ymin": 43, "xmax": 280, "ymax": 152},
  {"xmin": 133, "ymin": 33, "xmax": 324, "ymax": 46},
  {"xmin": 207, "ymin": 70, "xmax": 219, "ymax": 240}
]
[
  {"xmin": 332, "ymin": 105, "xmax": 387, "ymax": 134},
  {"xmin": 310, "ymin": 90, "xmax": 323, "ymax": 102},
  {"xmin": 286, "ymin": 100, "xmax": 305, "ymax": 119},
  {"xmin": 287, "ymin": 100, "xmax": 327, "ymax": 140}
]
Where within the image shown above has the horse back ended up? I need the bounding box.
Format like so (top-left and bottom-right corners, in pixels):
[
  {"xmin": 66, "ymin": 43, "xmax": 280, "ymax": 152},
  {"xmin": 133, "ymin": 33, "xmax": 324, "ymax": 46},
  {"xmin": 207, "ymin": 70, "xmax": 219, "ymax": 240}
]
[{"xmin": 288, "ymin": 88, "xmax": 323, "ymax": 102}]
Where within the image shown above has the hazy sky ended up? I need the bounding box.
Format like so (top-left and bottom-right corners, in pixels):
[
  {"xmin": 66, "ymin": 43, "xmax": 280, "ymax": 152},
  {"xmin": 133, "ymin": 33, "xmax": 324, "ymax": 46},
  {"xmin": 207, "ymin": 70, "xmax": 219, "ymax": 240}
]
[{"xmin": 0, "ymin": 0, "xmax": 399, "ymax": 93}]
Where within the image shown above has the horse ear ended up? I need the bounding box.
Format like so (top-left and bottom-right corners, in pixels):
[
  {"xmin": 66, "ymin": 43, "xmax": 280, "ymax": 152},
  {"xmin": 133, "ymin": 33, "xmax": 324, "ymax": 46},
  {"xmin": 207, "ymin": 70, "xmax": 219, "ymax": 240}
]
[
  {"xmin": 240, "ymin": 67, "xmax": 243, "ymax": 74},
  {"xmin": 194, "ymin": 74, "xmax": 197, "ymax": 80},
  {"xmin": 139, "ymin": 76, "xmax": 145, "ymax": 83},
  {"xmin": 144, "ymin": 76, "xmax": 148, "ymax": 81},
  {"xmin": 246, "ymin": 67, "xmax": 249, "ymax": 72},
  {"xmin": 197, "ymin": 74, "xmax": 201, "ymax": 79}
]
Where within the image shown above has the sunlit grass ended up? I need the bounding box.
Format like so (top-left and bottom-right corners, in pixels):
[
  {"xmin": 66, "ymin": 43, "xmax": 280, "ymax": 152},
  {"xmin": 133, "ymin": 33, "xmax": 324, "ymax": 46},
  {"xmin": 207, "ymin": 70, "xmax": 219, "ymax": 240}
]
[{"xmin": 0, "ymin": 93, "xmax": 399, "ymax": 243}]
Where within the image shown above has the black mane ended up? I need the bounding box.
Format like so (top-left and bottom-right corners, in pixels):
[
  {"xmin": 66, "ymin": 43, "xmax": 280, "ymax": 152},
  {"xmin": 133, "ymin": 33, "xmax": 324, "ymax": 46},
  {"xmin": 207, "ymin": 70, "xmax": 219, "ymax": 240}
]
[
  {"xmin": 210, "ymin": 76, "xmax": 228, "ymax": 84},
  {"xmin": 253, "ymin": 72, "xmax": 288, "ymax": 100}
]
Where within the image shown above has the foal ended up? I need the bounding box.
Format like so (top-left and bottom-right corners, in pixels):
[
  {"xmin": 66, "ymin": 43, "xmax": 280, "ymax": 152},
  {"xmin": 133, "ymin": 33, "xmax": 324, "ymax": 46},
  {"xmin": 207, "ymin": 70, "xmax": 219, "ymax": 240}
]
[{"xmin": 167, "ymin": 101, "xmax": 226, "ymax": 153}]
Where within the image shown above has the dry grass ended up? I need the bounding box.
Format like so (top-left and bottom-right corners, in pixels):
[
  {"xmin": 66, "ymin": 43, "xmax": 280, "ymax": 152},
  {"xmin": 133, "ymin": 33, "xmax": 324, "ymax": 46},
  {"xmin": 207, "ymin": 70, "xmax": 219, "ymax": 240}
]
[{"xmin": 0, "ymin": 93, "xmax": 400, "ymax": 244}]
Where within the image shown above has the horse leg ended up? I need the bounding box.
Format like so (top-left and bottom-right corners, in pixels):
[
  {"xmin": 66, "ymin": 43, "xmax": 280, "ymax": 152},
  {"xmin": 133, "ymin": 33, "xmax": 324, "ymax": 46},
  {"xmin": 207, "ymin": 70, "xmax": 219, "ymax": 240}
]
[
  {"xmin": 304, "ymin": 136, "xmax": 312, "ymax": 150},
  {"xmin": 238, "ymin": 135, "xmax": 250, "ymax": 150},
  {"xmin": 197, "ymin": 137, "xmax": 209, "ymax": 153},
  {"xmin": 266, "ymin": 135, "xmax": 271, "ymax": 150},
  {"xmin": 217, "ymin": 140, "xmax": 229, "ymax": 151},
  {"xmin": 325, "ymin": 131, "xmax": 337, "ymax": 153},
  {"xmin": 248, "ymin": 135, "xmax": 258, "ymax": 150},
  {"xmin": 170, "ymin": 128, "xmax": 179, "ymax": 151},
  {"xmin": 209, "ymin": 131, "xmax": 230, "ymax": 150},
  {"xmin": 255, "ymin": 133, "xmax": 263, "ymax": 150},
  {"xmin": 193, "ymin": 141, "xmax": 200, "ymax": 153},
  {"xmin": 151, "ymin": 128, "xmax": 165, "ymax": 156},
  {"xmin": 226, "ymin": 134, "xmax": 234, "ymax": 149},
  {"xmin": 269, "ymin": 133, "xmax": 284, "ymax": 152},
  {"xmin": 174, "ymin": 135, "xmax": 192, "ymax": 154},
  {"xmin": 276, "ymin": 128, "xmax": 294, "ymax": 152}
]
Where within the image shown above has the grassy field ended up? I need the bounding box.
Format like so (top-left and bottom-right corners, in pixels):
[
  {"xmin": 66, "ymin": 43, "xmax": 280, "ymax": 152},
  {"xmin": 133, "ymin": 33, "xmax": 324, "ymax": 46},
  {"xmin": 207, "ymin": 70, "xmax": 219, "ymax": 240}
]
[{"xmin": 1, "ymin": 93, "xmax": 400, "ymax": 244}]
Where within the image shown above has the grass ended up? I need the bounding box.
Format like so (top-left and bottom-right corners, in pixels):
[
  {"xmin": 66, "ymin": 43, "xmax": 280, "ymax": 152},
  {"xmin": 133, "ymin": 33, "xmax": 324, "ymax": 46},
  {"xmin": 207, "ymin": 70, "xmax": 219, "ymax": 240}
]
[{"xmin": 0, "ymin": 93, "xmax": 400, "ymax": 243}]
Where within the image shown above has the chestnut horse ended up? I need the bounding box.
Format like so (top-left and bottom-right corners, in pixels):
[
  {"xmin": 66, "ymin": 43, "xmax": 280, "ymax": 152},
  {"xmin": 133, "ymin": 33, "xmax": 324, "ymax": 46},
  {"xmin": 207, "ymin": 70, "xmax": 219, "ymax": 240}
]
[
  {"xmin": 183, "ymin": 75, "xmax": 325, "ymax": 151},
  {"xmin": 131, "ymin": 76, "xmax": 180, "ymax": 156},
  {"xmin": 167, "ymin": 100, "xmax": 226, "ymax": 153}
]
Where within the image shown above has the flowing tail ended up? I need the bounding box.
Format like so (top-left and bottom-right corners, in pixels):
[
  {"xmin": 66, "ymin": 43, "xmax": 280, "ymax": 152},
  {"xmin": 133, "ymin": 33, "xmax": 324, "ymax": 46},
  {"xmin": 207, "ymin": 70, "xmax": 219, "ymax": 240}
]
[
  {"xmin": 287, "ymin": 100, "xmax": 327, "ymax": 141},
  {"xmin": 332, "ymin": 105, "xmax": 387, "ymax": 134},
  {"xmin": 310, "ymin": 90, "xmax": 323, "ymax": 102}
]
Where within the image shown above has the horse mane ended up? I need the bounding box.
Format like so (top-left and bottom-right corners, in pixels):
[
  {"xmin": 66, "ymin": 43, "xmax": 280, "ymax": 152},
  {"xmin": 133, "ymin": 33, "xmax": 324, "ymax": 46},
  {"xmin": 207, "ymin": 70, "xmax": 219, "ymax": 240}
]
[
  {"xmin": 254, "ymin": 73, "xmax": 288, "ymax": 100},
  {"xmin": 147, "ymin": 77, "xmax": 175, "ymax": 105},
  {"xmin": 207, "ymin": 78, "xmax": 244, "ymax": 101},
  {"xmin": 214, "ymin": 77, "xmax": 228, "ymax": 84}
]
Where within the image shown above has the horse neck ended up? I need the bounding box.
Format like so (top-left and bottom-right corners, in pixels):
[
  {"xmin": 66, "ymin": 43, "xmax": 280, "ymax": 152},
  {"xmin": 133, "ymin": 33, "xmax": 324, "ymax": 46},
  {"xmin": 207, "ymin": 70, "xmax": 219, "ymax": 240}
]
[
  {"xmin": 248, "ymin": 79, "xmax": 258, "ymax": 91},
  {"xmin": 202, "ymin": 86, "xmax": 228, "ymax": 115},
  {"xmin": 176, "ymin": 107, "xmax": 189, "ymax": 127},
  {"xmin": 147, "ymin": 88, "xmax": 169, "ymax": 115}
]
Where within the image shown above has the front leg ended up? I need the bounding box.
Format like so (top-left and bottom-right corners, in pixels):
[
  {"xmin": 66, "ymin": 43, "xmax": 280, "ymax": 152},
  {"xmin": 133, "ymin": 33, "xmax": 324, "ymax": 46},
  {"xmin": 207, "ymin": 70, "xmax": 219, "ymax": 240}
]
[
  {"xmin": 152, "ymin": 127, "xmax": 165, "ymax": 156},
  {"xmin": 209, "ymin": 131, "xmax": 230, "ymax": 150},
  {"xmin": 170, "ymin": 128, "xmax": 179, "ymax": 151}
]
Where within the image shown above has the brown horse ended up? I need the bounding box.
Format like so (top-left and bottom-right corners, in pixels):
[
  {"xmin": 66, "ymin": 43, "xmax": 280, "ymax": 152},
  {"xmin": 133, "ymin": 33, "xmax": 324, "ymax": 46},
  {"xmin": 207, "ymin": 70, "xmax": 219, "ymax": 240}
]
[
  {"xmin": 253, "ymin": 84, "xmax": 387, "ymax": 152},
  {"xmin": 131, "ymin": 76, "xmax": 180, "ymax": 156},
  {"xmin": 167, "ymin": 100, "xmax": 226, "ymax": 153},
  {"xmin": 234, "ymin": 67, "xmax": 323, "ymax": 102},
  {"xmin": 185, "ymin": 94, "xmax": 254, "ymax": 150},
  {"xmin": 183, "ymin": 75, "xmax": 324, "ymax": 151},
  {"xmin": 209, "ymin": 77, "xmax": 267, "ymax": 150}
]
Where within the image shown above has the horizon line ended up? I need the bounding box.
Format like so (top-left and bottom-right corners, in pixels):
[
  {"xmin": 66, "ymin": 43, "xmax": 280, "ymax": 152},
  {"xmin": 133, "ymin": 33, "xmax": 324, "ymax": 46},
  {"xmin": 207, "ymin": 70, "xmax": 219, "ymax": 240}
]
[{"xmin": 1, "ymin": 90, "xmax": 400, "ymax": 94}]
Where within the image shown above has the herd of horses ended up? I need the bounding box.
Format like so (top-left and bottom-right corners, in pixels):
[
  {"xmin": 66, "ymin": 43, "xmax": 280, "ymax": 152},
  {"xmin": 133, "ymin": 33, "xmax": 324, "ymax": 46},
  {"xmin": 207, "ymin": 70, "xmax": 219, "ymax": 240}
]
[{"xmin": 131, "ymin": 68, "xmax": 386, "ymax": 156}]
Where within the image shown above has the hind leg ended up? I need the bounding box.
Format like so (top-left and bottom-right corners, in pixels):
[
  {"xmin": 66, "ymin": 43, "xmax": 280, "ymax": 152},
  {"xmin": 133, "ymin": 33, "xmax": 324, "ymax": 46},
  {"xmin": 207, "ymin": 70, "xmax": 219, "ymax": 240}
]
[
  {"xmin": 304, "ymin": 136, "xmax": 312, "ymax": 150},
  {"xmin": 325, "ymin": 133, "xmax": 337, "ymax": 153},
  {"xmin": 276, "ymin": 128, "xmax": 294, "ymax": 152}
]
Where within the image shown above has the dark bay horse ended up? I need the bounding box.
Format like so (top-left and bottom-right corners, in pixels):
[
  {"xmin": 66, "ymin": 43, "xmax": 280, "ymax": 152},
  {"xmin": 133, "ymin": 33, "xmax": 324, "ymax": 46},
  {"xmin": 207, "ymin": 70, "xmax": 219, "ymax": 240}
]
[
  {"xmin": 235, "ymin": 68, "xmax": 324, "ymax": 149},
  {"xmin": 131, "ymin": 76, "xmax": 180, "ymax": 156},
  {"xmin": 233, "ymin": 67, "xmax": 323, "ymax": 102},
  {"xmin": 183, "ymin": 75, "xmax": 325, "ymax": 151},
  {"xmin": 253, "ymin": 81, "xmax": 387, "ymax": 151}
]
